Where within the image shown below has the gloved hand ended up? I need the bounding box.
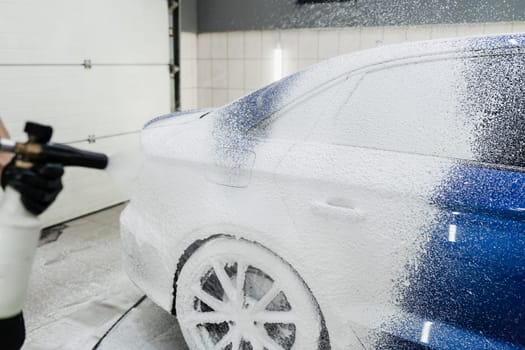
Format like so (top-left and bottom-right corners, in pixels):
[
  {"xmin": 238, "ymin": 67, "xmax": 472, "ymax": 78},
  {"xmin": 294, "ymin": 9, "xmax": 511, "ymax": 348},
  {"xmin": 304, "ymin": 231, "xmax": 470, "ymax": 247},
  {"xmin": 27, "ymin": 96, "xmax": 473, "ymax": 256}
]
[{"xmin": 1, "ymin": 160, "xmax": 64, "ymax": 215}]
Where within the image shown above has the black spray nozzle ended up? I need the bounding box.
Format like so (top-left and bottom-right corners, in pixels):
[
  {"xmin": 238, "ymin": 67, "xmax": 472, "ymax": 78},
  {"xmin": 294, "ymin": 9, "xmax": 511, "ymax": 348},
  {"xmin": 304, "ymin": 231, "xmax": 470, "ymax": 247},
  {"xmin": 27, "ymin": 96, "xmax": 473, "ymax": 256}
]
[
  {"xmin": 41, "ymin": 143, "xmax": 108, "ymax": 169},
  {"xmin": 15, "ymin": 122, "xmax": 108, "ymax": 170}
]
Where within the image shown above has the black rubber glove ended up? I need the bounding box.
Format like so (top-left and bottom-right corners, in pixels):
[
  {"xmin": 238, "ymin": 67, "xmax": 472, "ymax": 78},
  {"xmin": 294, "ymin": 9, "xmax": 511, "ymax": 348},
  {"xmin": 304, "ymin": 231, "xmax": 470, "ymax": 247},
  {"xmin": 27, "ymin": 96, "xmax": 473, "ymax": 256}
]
[
  {"xmin": 1, "ymin": 160, "xmax": 64, "ymax": 215},
  {"xmin": 0, "ymin": 312, "xmax": 25, "ymax": 350}
]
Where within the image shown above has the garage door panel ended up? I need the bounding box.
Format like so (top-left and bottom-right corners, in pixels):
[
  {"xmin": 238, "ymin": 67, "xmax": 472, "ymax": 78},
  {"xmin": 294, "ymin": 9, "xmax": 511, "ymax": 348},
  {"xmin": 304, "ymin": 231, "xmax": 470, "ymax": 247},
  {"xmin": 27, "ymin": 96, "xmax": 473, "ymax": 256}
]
[
  {"xmin": 0, "ymin": 0, "xmax": 169, "ymax": 64},
  {"xmin": 40, "ymin": 132, "xmax": 142, "ymax": 226},
  {"xmin": 0, "ymin": 0, "xmax": 171, "ymax": 225},
  {"xmin": 0, "ymin": 65, "xmax": 171, "ymax": 143}
]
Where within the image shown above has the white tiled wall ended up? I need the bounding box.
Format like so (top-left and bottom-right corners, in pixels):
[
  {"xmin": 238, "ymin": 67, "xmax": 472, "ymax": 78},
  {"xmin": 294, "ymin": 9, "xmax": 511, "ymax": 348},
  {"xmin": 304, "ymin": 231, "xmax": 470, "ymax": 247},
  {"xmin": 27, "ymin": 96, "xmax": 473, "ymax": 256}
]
[
  {"xmin": 179, "ymin": 21, "xmax": 525, "ymax": 110},
  {"xmin": 180, "ymin": 32, "xmax": 198, "ymax": 110}
]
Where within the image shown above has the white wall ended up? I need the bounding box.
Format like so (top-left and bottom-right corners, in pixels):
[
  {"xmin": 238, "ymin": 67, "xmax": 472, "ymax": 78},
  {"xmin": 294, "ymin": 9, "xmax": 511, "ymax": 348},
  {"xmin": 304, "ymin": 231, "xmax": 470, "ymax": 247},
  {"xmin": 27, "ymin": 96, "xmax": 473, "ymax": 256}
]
[
  {"xmin": 179, "ymin": 21, "xmax": 525, "ymax": 110},
  {"xmin": 180, "ymin": 32, "xmax": 198, "ymax": 110},
  {"xmin": 0, "ymin": 0, "xmax": 171, "ymax": 226}
]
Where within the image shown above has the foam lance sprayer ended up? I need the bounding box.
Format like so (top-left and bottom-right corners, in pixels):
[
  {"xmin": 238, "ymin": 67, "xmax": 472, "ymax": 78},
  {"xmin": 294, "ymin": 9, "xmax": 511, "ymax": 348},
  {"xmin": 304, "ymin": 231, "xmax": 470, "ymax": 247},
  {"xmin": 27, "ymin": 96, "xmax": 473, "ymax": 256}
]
[{"xmin": 0, "ymin": 122, "xmax": 108, "ymax": 328}]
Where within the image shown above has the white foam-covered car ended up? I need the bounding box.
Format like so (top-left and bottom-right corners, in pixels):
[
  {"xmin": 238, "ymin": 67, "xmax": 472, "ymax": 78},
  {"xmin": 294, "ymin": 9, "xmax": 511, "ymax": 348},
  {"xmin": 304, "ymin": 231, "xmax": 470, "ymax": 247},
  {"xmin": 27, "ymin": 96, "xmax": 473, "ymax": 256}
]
[{"xmin": 121, "ymin": 34, "xmax": 525, "ymax": 350}]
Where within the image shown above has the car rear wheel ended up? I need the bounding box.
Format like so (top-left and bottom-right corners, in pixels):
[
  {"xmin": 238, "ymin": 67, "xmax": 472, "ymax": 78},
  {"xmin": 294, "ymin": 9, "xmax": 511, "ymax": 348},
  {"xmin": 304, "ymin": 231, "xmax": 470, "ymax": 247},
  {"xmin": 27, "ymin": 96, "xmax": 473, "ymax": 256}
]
[{"xmin": 175, "ymin": 237, "xmax": 325, "ymax": 350}]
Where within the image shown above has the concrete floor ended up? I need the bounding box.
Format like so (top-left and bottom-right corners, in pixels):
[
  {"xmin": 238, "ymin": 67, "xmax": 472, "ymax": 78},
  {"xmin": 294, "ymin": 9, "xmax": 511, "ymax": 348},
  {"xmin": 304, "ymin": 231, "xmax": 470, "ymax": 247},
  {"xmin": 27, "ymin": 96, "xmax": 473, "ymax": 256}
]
[{"xmin": 22, "ymin": 204, "xmax": 186, "ymax": 350}]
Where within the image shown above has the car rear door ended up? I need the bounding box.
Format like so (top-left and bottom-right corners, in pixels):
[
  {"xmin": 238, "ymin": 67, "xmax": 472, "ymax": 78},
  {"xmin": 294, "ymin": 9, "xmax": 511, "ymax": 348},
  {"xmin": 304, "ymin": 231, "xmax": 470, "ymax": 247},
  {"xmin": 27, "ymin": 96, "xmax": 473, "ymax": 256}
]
[{"xmin": 399, "ymin": 50, "xmax": 525, "ymax": 348}]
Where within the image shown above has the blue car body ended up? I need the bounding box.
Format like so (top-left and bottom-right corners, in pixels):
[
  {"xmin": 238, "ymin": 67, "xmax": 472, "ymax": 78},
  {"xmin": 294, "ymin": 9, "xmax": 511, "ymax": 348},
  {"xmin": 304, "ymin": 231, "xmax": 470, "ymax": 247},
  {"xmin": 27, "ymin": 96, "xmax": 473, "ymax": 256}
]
[
  {"xmin": 383, "ymin": 34, "xmax": 525, "ymax": 349},
  {"xmin": 134, "ymin": 34, "xmax": 525, "ymax": 350},
  {"xmin": 385, "ymin": 163, "xmax": 525, "ymax": 349}
]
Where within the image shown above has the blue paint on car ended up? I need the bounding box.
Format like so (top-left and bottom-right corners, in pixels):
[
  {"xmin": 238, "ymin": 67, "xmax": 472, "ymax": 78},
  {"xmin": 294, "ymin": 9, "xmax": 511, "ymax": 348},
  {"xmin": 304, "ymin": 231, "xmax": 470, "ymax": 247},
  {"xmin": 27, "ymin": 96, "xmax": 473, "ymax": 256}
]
[
  {"xmin": 464, "ymin": 33, "xmax": 525, "ymax": 51},
  {"xmin": 389, "ymin": 34, "xmax": 525, "ymax": 349},
  {"xmin": 388, "ymin": 313, "xmax": 524, "ymax": 350},
  {"xmin": 212, "ymin": 72, "xmax": 301, "ymax": 135},
  {"xmin": 396, "ymin": 163, "xmax": 525, "ymax": 349}
]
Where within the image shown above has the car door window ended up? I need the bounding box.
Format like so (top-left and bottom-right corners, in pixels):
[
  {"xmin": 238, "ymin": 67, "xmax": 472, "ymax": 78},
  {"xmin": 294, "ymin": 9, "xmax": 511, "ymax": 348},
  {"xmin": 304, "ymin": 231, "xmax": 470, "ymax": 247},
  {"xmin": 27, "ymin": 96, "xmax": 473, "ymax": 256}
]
[
  {"xmin": 332, "ymin": 51, "xmax": 525, "ymax": 168},
  {"xmin": 252, "ymin": 75, "xmax": 359, "ymax": 141},
  {"xmin": 463, "ymin": 51, "xmax": 525, "ymax": 167}
]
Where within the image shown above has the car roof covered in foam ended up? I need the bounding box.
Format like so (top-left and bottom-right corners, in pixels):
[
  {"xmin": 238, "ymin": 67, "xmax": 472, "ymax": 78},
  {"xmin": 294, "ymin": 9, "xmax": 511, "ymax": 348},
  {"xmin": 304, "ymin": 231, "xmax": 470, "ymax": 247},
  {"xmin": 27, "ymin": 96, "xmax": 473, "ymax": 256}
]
[{"xmin": 211, "ymin": 33, "xmax": 525, "ymax": 134}]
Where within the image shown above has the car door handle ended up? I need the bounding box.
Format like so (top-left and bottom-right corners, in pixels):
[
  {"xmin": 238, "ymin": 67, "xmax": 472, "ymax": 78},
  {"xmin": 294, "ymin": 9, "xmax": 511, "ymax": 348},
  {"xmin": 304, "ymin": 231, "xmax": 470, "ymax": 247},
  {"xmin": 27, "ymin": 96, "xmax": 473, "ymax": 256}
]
[{"xmin": 310, "ymin": 200, "xmax": 365, "ymax": 222}]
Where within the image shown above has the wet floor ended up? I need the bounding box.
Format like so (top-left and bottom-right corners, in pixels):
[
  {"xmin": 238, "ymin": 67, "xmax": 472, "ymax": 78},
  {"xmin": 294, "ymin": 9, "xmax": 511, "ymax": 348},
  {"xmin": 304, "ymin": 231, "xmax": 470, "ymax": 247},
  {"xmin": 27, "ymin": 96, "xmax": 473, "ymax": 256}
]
[
  {"xmin": 22, "ymin": 204, "xmax": 186, "ymax": 350},
  {"xmin": 96, "ymin": 298, "xmax": 187, "ymax": 349}
]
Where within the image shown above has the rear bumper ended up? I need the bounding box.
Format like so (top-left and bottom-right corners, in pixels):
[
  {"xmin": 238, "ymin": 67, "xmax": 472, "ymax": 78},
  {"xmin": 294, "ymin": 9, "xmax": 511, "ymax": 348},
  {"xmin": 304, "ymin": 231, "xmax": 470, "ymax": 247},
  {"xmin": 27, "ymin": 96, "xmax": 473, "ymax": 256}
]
[{"xmin": 119, "ymin": 205, "xmax": 174, "ymax": 312}]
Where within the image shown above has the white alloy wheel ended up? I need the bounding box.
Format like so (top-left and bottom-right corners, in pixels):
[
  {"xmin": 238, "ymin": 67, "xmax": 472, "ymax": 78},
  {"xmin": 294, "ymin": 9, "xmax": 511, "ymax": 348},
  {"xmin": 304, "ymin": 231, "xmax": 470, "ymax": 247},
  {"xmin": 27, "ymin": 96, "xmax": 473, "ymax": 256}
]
[{"xmin": 176, "ymin": 237, "xmax": 323, "ymax": 350}]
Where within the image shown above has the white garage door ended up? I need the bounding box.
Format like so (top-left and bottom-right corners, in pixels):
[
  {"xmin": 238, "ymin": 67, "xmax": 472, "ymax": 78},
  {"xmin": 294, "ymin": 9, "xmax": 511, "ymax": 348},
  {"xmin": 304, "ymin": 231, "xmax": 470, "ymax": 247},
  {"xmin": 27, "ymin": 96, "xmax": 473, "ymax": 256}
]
[{"xmin": 0, "ymin": 0, "xmax": 171, "ymax": 226}]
